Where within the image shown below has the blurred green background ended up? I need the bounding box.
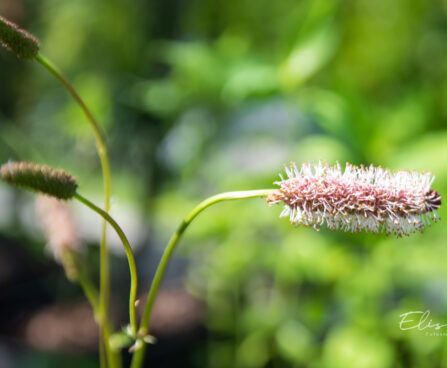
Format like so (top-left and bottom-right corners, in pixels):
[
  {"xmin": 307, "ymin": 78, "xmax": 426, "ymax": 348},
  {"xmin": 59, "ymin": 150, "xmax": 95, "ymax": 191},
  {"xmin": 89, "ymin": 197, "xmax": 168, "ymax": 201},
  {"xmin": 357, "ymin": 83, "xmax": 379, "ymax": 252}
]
[{"xmin": 1, "ymin": 0, "xmax": 447, "ymax": 367}]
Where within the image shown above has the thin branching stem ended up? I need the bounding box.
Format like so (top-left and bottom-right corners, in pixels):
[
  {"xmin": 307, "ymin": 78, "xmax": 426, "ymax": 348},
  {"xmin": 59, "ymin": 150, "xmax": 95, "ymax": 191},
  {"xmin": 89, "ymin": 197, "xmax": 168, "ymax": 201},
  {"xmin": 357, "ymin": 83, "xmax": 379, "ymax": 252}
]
[
  {"xmin": 74, "ymin": 192, "xmax": 139, "ymax": 337},
  {"xmin": 34, "ymin": 54, "xmax": 116, "ymax": 367}
]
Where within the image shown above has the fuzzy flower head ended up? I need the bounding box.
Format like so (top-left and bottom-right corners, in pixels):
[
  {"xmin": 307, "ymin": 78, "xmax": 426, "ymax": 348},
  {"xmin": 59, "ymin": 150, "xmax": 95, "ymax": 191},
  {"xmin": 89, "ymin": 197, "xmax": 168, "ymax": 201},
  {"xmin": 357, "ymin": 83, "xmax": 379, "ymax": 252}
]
[
  {"xmin": 1, "ymin": 161, "xmax": 78, "ymax": 200},
  {"xmin": 0, "ymin": 15, "xmax": 39, "ymax": 59},
  {"xmin": 267, "ymin": 162, "xmax": 441, "ymax": 237}
]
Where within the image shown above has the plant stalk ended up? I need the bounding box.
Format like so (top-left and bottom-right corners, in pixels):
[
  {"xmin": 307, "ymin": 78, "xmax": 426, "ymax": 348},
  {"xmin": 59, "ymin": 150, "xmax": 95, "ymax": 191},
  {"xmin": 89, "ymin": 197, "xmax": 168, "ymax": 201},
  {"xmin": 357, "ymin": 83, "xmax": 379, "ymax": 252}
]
[
  {"xmin": 130, "ymin": 189, "xmax": 273, "ymax": 368},
  {"xmin": 34, "ymin": 54, "xmax": 116, "ymax": 367},
  {"xmin": 78, "ymin": 270, "xmax": 100, "ymax": 313},
  {"xmin": 74, "ymin": 192, "xmax": 139, "ymax": 336}
]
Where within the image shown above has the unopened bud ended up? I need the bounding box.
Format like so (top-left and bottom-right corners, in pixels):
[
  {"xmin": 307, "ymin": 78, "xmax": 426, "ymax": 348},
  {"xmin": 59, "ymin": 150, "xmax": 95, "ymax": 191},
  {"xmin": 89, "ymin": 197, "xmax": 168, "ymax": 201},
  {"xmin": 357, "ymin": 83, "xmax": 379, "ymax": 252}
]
[
  {"xmin": 1, "ymin": 161, "xmax": 77, "ymax": 200},
  {"xmin": 0, "ymin": 15, "xmax": 39, "ymax": 59}
]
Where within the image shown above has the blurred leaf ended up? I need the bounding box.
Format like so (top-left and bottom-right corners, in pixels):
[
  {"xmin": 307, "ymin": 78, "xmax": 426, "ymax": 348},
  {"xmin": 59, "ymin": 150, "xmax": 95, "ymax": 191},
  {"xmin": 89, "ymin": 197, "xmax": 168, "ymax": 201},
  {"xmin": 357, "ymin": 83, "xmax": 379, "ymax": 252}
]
[
  {"xmin": 277, "ymin": 230, "xmax": 355, "ymax": 284},
  {"xmin": 237, "ymin": 331, "xmax": 271, "ymax": 368},
  {"xmin": 296, "ymin": 88, "xmax": 351, "ymax": 137},
  {"xmin": 370, "ymin": 91, "xmax": 432, "ymax": 160},
  {"xmin": 62, "ymin": 73, "xmax": 112, "ymax": 138},
  {"xmin": 322, "ymin": 327, "xmax": 394, "ymax": 368},
  {"xmin": 41, "ymin": 1, "xmax": 92, "ymax": 67},
  {"xmin": 275, "ymin": 320, "xmax": 316, "ymax": 364},
  {"xmin": 222, "ymin": 61, "xmax": 278, "ymax": 104},
  {"xmin": 385, "ymin": 131, "xmax": 447, "ymax": 192},
  {"xmin": 133, "ymin": 79, "xmax": 182, "ymax": 117},
  {"xmin": 280, "ymin": 21, "xmax": 338, "ymax": 88},
  {"xmin": 163, "ymin": 41, "xmax": 224, "ymax": 96},
  {"xmin": 290, "ymin": 134, "xmax": 353, "ymax": 164}
]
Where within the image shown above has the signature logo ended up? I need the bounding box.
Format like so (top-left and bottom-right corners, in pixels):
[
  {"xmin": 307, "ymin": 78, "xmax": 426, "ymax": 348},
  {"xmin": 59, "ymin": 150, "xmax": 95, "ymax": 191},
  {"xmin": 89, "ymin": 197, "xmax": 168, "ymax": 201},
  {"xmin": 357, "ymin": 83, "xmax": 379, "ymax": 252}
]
[{"xmin": 400, "ymin": 310, "xmax": 447, "ymax": 335}]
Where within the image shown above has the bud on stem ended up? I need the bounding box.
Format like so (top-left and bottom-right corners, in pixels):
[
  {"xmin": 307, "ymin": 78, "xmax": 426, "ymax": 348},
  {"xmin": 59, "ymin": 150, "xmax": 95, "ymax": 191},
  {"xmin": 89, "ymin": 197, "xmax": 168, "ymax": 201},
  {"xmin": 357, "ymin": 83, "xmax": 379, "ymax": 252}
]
[
  {"xmin": 1, "ymin": 161, "xmax": 78, "ymax": 200},
  {"xmin": 0, "ymin": 15, "xmax": 39, "ymax": 59}
]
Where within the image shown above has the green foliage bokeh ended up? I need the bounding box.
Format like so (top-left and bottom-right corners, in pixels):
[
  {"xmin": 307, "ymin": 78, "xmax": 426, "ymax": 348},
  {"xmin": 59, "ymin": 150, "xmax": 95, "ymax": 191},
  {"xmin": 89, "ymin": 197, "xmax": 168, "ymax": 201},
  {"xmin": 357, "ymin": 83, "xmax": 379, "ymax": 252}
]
[{"xmin": 1, "ymin": 0, "xmax": 447, "ymax": 367}]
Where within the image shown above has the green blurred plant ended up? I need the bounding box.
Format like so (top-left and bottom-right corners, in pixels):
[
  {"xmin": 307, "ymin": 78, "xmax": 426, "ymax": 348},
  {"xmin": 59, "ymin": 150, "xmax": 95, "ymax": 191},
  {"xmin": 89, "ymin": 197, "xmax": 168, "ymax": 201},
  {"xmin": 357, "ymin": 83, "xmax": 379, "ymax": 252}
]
[
  {"xmin": 1, "ymin": 2, "xmax": 447, "ymax": 368},
  {"xmin": 0, "ymin": 18, "xmax": 277, "ymax": 368},
  {"xmin": 0, "ymin": 13, "xmax": 117, "ymax": 366}
]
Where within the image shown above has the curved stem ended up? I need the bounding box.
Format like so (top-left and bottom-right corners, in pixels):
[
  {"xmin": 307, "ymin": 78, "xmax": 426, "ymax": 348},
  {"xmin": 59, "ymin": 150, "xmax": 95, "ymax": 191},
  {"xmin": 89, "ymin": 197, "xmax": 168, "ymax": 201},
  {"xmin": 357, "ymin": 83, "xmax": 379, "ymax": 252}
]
[
  {"xmin": 130, "ymin": 189, "xmax": 273, "ymax": 368},
  {"xmin": 74, "ymin": 192, "xmax": 139, "ymax": 336},
  {"xmin": 34, "ymin": 54, "xmax": 114, "ymax": 366},
  {"xmin": 34, "ymin": 54, "xmax": 108, "ymax": 157}
]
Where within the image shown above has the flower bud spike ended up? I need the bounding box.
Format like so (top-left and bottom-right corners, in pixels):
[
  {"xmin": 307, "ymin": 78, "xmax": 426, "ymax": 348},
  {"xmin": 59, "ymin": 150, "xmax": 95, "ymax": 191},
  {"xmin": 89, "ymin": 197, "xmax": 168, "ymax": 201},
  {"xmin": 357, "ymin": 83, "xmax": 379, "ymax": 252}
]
[
  {"xmin": 0, "ymin": 15, "xmax": 40, "ymax": 59},
  {"xmin": 1, "ymin": 161, "xmax": 78, "ymax": 199},
  {"xmin": 267, "ymin": 162, "xmax": 442, "ymax": 237}
]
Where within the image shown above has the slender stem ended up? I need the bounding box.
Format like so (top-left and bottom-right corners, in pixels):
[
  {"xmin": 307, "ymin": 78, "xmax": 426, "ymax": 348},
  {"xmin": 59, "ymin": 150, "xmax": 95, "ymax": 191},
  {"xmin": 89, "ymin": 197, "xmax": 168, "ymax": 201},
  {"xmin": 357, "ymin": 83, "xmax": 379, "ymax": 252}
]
[
  {"xmin": 34, "ymin": 54, "xmax": 108, "ymax": 157},
  {"xmin": 78, "ymin": 271, "xmax": 99, "ymax": 313},
  {"xmin": 99, "ymin": 341, "xmax": 107, "ymax": 368},
  {"xmin": 78, "ymin": 273, "xmax": 116, "ymax": 368},
  {"xmin": 34, "ymin": 54, "xmax": 115, "ymax": 366},
  {"xmin": 77, "ymin": 260, "xmax": 108, "ymax": 368},
  {"xmin": 74, "ymin": 192, "xmax": 139, "ymax": 336},
  {"xmin": 130, "ymin": 189, "xmax": 273, "ymax": 368}
]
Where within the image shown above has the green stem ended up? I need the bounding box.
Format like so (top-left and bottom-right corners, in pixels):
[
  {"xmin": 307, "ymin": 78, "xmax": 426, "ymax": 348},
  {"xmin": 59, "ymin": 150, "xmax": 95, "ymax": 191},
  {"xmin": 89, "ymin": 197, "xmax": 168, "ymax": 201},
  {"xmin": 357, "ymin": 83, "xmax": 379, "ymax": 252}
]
[
  {"xmin": 78, "ymin": 271, "xmax": 99, "ymax": 313},
  {"xmin": 74, "ymin": 192, "xmax": 139, "ymax": 336},
  {"xmin": 78, "ymin": 272, "xmax": 116, "ymax": 368},
  {"xmin": 34, "ymin": 54, "xmax": 115, "ymax": 366},
  {"xmin": 130, "ymin": 189, "xmax": 273, "ymax": 368},
  {"xmin": 76, "ymin": 260, "xmax": 107, "ymax": 368}
]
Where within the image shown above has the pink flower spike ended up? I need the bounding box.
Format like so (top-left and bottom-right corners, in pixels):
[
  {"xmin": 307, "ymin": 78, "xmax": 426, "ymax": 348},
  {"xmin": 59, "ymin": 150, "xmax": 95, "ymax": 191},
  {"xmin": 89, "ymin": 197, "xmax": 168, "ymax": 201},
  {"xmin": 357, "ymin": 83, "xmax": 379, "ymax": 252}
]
[{"xmin": 267, "ymin": 162, "xmax": 442, "ymax": 237}]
